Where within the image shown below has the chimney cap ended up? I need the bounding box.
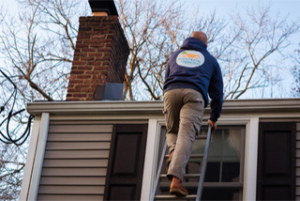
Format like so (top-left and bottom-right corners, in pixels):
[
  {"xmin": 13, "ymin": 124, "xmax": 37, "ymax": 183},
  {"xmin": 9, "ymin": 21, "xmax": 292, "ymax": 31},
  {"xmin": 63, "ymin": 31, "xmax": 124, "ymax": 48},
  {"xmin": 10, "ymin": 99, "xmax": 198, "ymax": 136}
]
[{"xmin": 88, "ymin": 0, "xmax": 118, "ymax": 16}]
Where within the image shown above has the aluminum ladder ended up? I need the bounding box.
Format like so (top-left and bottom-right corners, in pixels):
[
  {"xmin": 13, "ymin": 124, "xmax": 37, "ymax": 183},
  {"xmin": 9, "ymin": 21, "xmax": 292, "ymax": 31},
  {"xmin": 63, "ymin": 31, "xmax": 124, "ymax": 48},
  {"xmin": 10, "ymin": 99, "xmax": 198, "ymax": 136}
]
[{"xmin": 151, "ymin": 126, "xmax": 212, "ymax": 201}]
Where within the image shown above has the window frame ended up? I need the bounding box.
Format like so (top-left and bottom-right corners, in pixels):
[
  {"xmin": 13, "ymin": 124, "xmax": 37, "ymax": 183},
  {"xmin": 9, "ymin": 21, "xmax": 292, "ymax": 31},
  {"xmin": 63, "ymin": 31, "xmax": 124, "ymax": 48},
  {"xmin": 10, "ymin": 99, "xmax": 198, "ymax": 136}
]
[
  {"xmin": 196, "ymin": 125, "xmax": 245, "ymax": 201},
  {"xmin": 140, "ymin": 117, "xmax": 259, "ymax": 201}
]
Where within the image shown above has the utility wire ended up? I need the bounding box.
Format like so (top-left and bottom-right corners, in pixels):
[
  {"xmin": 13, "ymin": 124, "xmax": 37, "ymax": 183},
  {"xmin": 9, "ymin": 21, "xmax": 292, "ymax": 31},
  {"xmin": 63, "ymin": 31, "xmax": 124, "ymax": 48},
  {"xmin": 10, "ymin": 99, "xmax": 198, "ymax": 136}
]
[{"xmin": 0, "ymin": 69, "xmax": 34, "ymax": 146}]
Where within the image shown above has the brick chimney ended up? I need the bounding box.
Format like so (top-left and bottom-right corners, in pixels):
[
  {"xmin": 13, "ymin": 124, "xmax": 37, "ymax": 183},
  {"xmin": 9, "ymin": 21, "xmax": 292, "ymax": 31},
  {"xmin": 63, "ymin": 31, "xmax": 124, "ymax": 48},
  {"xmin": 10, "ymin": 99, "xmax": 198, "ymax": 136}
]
[{"xmin": 66, "ymin": 0, "xmax": 129, "ymax": 101}]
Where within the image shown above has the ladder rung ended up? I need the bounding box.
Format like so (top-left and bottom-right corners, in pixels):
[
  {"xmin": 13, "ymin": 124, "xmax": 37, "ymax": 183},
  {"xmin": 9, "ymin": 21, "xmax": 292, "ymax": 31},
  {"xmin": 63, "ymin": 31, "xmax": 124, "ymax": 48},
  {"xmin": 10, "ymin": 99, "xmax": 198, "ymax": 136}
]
[
  {"xmin": 160, "ymin": 174, "xmax": 201, "ymax": 178},
  {"xmin": 159, "ymin": 182, "xmax": 199, "ymax": 188},
  {"xmin": 165, "ymin": 154, "xmax": 204, "ymax": 158},
  {"xmin": 195, "ymin": 135, "xmax": 207, "ymax": 140},
  {"xmin": 154, "ymin": 194, "xmax": 197, "ymax": 200},
  {"xmin": 190, "ymin": 154, "xmax": 204, "ymax": 158},
  {"xmin": 152, "ymin": 127, "xmax": 212, "ymax": 201}
]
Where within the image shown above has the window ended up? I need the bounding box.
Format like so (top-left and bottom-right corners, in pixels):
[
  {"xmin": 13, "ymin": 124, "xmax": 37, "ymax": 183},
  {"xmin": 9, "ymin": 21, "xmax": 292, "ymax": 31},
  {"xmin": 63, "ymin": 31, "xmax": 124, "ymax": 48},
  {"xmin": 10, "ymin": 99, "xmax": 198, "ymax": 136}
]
[{"xmin": 157, "ymin": 126, "xmax": 245, "ymax": 201}]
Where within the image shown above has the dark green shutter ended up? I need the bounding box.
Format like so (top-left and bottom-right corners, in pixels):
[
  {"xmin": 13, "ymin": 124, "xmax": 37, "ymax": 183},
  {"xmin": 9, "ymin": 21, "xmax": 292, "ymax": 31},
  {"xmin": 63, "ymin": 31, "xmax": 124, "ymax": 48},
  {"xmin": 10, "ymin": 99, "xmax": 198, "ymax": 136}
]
[
  {"xmin": 104, "ymin": 124, "xmax": 148, "ymax": 200},
  {"xmin": 257, "ymin": 122, "xmax": 296, "ymax": 200}
]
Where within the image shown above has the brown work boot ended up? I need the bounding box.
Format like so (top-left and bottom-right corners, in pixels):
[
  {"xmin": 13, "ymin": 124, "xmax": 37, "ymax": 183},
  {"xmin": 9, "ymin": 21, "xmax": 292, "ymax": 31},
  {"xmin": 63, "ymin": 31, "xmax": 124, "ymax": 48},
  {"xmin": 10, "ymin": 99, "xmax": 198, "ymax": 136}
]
[
  {"xmin": 166, "ymin": 150, "xmax": 174, "ymax": 173},
  {"xmin": 169, "ymin": 176, "xmax": 188, "ymax": 196}
]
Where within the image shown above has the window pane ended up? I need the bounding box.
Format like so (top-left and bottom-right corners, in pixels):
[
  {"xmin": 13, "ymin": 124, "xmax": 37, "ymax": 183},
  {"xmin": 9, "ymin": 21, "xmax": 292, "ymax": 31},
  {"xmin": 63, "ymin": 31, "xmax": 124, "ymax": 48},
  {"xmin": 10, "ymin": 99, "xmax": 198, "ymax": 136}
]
[
  {"xmin": 192, "ymin": 126, "xmax": 243, "ymax": 183},
  {"xmin": 157, "ymin": 126, "xmax": 244, "ymax": 200},
  {"xmin": 202, "ymin": 188, "xmax": 241, "ymax": 201},
  {"xmin": 222, "ymin": 162, "xmax": 240, "ymax": 182}
]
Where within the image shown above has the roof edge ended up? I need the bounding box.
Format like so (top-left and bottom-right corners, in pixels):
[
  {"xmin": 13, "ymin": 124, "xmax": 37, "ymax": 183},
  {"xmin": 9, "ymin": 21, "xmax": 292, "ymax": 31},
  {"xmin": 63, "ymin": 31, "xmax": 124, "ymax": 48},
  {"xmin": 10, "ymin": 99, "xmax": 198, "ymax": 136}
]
[{"xmin": 26, "ymin": 98, "xmax": 300, "ymax": 116}]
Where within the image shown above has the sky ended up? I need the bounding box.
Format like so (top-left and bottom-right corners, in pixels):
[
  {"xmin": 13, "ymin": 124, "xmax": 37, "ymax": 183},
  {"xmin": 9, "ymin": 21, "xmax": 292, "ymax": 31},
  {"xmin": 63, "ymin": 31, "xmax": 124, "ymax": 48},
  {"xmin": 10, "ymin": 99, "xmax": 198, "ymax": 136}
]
[
  {"xmin": 1, "ymin": 0, "xmax": 300, "ymax": 98},
  {"xmin": 2, "ymin": 0, "xmax": 299, "ymax": 50},
  {"xmin": 188, "ymin": 0, "xmax": 299, "ymax": 17},
  {"xmin": 180, "ymin": 0, "xmax": 299, "ymax": 42},
  {"xmin": 187, "ymin": 0, "xmax": 300, "ymax": 47},
  {"xmin": 3, "ymin": 0, "xmax": 299, "ymax": 19},
  {"xmin": 185, "ymin": 0, "xmax": 300, "ymax": 98}
]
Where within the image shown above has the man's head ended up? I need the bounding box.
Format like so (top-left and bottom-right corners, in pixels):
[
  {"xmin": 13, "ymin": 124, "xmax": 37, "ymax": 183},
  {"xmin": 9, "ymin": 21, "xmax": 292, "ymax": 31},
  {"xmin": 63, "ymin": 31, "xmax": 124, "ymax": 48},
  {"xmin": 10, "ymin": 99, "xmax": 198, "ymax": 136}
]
[{"xmin": 191, "ymin": 31, "xmax": 208, "ymax": 46}]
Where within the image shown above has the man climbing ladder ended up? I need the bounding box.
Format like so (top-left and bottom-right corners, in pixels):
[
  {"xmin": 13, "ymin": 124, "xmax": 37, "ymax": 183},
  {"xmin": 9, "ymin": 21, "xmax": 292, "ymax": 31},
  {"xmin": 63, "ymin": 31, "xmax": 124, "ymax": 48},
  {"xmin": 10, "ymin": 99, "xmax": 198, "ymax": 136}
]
[{"xmin": 163, "ymin": 31, "xmax": 224, "ymax": 196}]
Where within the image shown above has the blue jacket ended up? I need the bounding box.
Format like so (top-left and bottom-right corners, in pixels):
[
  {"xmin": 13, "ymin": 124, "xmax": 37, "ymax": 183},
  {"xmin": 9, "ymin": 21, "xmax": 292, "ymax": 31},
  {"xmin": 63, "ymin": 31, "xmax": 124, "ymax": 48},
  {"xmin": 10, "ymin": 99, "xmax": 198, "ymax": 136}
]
[{"xmin": 163, "ymin": 37, "xmax": 224, "ymax": 122}]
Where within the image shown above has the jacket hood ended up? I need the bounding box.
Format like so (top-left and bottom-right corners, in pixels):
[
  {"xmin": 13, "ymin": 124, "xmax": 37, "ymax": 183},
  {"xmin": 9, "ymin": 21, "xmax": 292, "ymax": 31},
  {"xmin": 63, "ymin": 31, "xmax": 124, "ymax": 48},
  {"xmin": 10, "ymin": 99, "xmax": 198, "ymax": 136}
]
[{"xmin": 181, "ymin": 37, "xmax": 207, "ymax": 51}]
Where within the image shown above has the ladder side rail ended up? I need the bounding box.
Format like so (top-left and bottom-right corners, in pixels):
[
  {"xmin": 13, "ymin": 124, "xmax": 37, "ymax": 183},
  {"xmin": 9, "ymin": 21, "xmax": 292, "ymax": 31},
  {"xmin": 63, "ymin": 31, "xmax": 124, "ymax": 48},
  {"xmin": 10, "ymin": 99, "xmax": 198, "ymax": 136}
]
[
  {"xmin": 196, "ymin": 126, "xmax": 212, "ymax": 201},
  {"xmin": 151, "ymin": 139, "xmax": 168, "ymax": 201}
]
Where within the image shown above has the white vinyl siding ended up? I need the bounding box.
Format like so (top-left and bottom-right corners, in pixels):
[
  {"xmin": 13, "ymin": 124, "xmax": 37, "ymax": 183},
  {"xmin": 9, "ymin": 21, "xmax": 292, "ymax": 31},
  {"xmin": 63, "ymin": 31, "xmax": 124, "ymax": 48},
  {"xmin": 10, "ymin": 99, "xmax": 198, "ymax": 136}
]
[{"xmin": 37, "ymin": 120, "xmax": 113, "ymax": 201}]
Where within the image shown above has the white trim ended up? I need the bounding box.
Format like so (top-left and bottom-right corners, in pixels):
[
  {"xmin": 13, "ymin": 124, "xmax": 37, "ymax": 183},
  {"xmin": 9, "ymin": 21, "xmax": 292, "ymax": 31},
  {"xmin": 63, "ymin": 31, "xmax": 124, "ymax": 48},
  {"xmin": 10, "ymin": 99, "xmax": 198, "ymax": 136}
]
[
  {"xmin": 19, "ymin": 116, "xmax": 41, "ymax": 201},
  {"xmin": 217, "ymin": 117, "xmax": 250, "ymax": 125},
  {"xmin": 27, "ymin": 113, "xmax": 50, "ymax": 201},
  {"xmin": 140, "ymin": 119, "xmax": 165, "ymax": 201},
  {"xmin": 243, "ymin": 117, "xmax": 259, "ymax": 201},
  {"xmin": 49, "ymin": 114, "xmax": 162, "ymax": 121},
  {"xmin": 140, "ymin": 117, "xmax": 256, "ymax": 200},
  {"xmin": 27, "ymin": 98, "xmax": 300, "ymax": 116}
]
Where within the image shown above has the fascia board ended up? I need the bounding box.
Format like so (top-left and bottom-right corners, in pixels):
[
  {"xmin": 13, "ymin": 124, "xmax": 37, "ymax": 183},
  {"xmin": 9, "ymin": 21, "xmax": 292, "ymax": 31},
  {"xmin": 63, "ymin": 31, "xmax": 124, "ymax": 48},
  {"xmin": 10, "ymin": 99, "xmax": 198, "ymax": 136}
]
[{"xmin": 26, "ymin": 98, "xmax": 300, "ymax": 116}]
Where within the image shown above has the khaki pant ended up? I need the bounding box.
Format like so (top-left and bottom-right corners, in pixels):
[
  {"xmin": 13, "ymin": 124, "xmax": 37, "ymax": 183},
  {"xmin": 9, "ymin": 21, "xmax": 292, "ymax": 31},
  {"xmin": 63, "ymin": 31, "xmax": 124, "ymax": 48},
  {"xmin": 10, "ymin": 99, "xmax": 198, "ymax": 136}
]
[{"xmin": 163, "ymin": 88, "xmax": 205, "ymax": 181}]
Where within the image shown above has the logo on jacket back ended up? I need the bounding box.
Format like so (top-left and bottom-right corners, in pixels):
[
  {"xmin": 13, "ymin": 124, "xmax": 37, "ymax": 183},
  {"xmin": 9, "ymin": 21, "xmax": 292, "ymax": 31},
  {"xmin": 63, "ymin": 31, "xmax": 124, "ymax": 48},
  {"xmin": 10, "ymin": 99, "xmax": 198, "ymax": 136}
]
[{"xmin": 176, "ymin": 50, "xmax": 205, "ymax": 68}]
